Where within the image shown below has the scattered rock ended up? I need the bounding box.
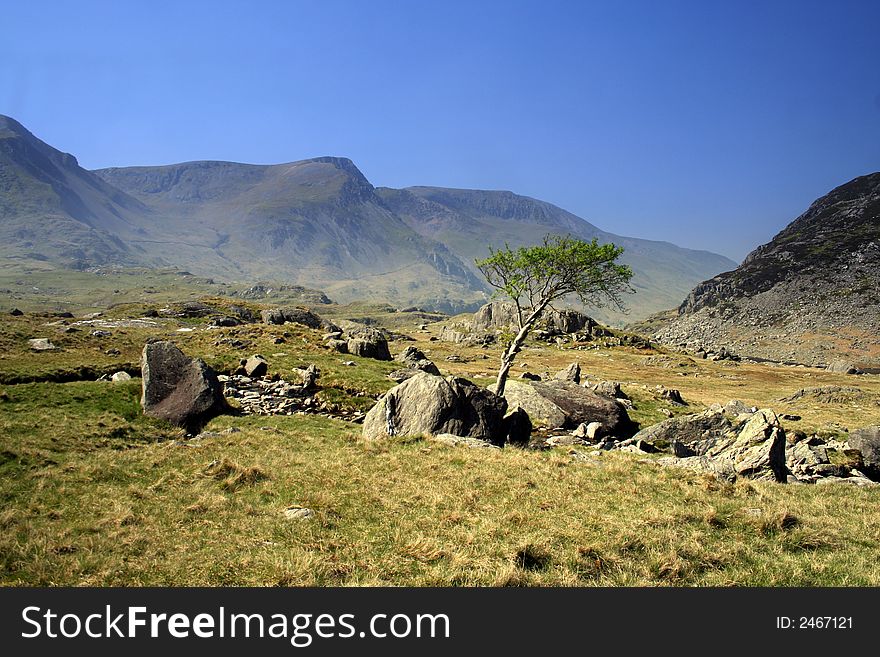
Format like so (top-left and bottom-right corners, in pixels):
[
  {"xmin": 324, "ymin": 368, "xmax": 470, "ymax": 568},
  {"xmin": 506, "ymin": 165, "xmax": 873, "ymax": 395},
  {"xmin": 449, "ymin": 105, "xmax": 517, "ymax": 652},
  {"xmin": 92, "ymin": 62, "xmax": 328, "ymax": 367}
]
[
  {"xmin": 140, "ymin": 341, "xmax": 229, "ymax": 432},
  {"xmin": 284, "ymin": 507, "xmax": 315, "ymax": 520},
  {"xmin": 519, "ymin": 372, "xmax": 542, "ymax": 381},
  {"xmin": 28, "ymin": 338, "xmax": 56, "ymax": 351},
  {"xmin": 347, "ymin": 329, "xmax": 392, "ymax": 361},
  {"xmin": 395, "ymin": 345, "xmax": 441, "ymax": 375},
  {"xmin": 244, "ymin": 354, "xmax": 269, "ymax": 378},
  {"xmin": 554, "ymin": 362, "xmax": 581, "ymax": 384}
]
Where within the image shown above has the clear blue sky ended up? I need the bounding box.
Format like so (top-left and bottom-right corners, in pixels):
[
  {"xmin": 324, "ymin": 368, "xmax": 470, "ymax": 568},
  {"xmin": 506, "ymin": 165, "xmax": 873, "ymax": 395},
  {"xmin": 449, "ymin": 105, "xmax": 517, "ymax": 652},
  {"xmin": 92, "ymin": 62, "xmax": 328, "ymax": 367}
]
[{"xmin": 2, "ymin": 0, "xmax": 878, "ymax": 261}]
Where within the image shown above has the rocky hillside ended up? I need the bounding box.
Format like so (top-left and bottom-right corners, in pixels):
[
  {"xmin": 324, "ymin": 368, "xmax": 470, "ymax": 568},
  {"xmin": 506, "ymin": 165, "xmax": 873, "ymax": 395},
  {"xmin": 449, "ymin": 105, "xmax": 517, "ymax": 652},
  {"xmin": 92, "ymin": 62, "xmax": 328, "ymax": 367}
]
[
  {"xmin": 655, "ymin": 173, "xmax": 880, "ymax": 367},
  {"xmin": 1, "ymin": 114, "xmax": 735, "ymax": 320}
]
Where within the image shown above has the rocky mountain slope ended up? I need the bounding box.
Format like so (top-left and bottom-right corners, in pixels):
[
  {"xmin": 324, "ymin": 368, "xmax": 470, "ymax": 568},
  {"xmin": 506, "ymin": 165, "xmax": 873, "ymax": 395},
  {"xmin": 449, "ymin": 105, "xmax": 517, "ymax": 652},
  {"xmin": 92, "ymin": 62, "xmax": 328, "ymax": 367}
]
[
  {"xmin": 655, "ymin": 173, "xmax": 880, "ymax": 367},
  {"xmin": 1, "ymin": 114, "xmax": 735, "ymax": 319}
]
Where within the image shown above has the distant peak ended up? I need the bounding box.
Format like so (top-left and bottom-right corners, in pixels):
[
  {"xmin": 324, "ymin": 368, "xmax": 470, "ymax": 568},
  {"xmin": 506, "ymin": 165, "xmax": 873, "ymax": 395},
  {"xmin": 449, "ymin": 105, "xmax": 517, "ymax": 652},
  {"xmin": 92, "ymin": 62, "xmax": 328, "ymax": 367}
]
[{"xmin": 0, "ymin": 114, "xmax": 34, "ymax": 137}]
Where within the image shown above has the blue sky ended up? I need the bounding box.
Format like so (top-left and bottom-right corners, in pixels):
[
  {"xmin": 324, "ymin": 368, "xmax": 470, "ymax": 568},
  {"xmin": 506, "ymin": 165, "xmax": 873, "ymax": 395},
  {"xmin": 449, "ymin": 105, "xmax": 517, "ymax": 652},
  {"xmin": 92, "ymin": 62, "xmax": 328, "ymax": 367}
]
[{"xmin": 2, "ymin": 0, "xmax": 878, "ymax": 261}]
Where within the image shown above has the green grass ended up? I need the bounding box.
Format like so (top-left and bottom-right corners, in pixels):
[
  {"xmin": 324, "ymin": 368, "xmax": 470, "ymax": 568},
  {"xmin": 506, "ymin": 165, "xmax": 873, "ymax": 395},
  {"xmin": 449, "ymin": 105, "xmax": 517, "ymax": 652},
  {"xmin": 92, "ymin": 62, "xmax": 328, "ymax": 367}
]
[
  {"xmin": 2, "ymin": 289, "xmax": 880, "ymax": 586},
  {"xmin": 2, "ymin": 389, "xmax": 879, "ymax": 586}
]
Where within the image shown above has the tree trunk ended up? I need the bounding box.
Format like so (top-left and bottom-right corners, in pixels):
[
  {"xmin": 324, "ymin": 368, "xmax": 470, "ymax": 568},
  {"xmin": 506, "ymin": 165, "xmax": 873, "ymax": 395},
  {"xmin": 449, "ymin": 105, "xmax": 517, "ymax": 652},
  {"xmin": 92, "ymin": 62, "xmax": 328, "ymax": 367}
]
[{"xmin": 494, "ymin": 299, "xmax": 550, "ymax": 396}]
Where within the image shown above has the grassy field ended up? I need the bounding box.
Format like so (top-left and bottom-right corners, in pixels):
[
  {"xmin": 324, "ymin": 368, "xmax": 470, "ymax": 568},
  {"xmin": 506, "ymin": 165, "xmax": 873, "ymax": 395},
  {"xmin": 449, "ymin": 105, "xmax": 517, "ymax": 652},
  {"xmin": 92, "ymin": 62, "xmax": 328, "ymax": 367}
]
[{"xmin": 2, "ymin": 287, "xmax": 880, "ymax": 586}]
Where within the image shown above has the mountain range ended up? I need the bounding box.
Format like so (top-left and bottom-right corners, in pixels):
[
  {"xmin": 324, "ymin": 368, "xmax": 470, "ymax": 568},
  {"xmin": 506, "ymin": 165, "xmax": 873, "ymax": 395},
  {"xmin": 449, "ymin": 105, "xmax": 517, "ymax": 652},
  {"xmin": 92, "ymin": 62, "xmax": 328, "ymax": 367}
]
[{"xmin": 0, "ymin": 114, "xmax": 736, "ymax": 321}]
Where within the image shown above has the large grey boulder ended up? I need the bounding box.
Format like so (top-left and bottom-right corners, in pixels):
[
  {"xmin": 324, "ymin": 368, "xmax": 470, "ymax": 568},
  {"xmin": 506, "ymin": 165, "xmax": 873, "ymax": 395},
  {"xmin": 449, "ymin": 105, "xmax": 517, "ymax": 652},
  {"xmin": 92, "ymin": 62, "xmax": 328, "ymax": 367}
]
[
  {"xmin": 543, "ymin": 308, "xmax": 595, "ymax": 335},
  {"xmin": 362, "ymin": 373, "xmax": 508, "ymax": 445},
  {"xmin": 141, "ymin": 341, "xmax": 229, "ymax": 432},
  {"xmin": 849, "ymin": 426, "xmax": 880, "ymax": 477},
  {"xmin": 826, "ymin": 359, "xmax": 860, "ymax": 375},
  {"xmin": 707, "ymin": 409, "xmax": 787, "ymax": 482},
  {"xmin": 493, "ymin": 379, "xmax": 634, "ymax": 436}
]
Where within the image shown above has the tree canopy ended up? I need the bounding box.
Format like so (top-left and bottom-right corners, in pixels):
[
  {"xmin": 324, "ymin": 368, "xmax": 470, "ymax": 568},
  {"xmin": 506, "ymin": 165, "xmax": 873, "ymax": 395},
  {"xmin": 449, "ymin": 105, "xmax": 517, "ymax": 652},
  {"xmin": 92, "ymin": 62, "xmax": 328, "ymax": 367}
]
[{"xmin": 476, "ymin": 235, "xmax": 634, "ymax": 395}]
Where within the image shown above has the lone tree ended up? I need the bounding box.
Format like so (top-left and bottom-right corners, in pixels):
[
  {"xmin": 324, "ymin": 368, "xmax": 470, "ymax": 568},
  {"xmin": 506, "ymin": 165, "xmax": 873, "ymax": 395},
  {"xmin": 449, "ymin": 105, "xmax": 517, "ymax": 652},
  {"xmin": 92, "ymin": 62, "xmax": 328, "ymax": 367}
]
[{"xmin": 476, "ymin": 235, "xmax": 634, "ymax": 396}]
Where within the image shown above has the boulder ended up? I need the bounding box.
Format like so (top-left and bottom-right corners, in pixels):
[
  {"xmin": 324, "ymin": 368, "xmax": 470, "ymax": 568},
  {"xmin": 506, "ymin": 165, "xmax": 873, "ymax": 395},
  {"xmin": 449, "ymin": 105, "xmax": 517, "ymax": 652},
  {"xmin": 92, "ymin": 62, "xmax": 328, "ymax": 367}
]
[
  {"xmin": 469, "ymin": 301, "xmax": 595, "ymax": 336},
  {"xmin": 395, "ymin": 345, "xmax": 441, "ymax": 375},
  {"xmin": 706, "ymin": 409, "xmax": 787, "ymax": 481},
  {"xmin": 261, "ymin": 307, "xmax": 338, "ymax": 331},
  {"xmin": 347, "ymin": 330, "xmax": 392, "ymax": 361},
  {"xmin": 503, "ymin": 406, "xmax": 532, "ymax": 447},
  {"xmin": 28, "ymin": 338, "xmax": 56, "ymax": 351},
  {"xmin": 470, "ymin": 301, "xmax": 519, "ymax": 331},
  {"xmin": 141, "ymin": 341, "xmax": 229, "ymax": 432},
  {"xmin": 362, "ymin": 373, "xmax": 508, "ymax": 446},
  {"xmin": 543, "ymin": 309, "xmax": 595, "ymax": 335},
  {"xmin": 632, "ymin": 409, "xmax": 735, "ymax": 455},
  {"xmin": 849, "ymin": 426, "xmax": 880, "ymax": 477},
  {"xmin": 111, "ymin": 371, "xmax": 132, "ymax": 383},
  {"xmin": 826, "ymin": 360, "xmax": 860, "ymax": 375},
  {"xmin": 326, "ymin": 339, "xmax": 349, "ymax": 354},
  {"xmin": 244, "ymin": 355, "xmax": 269, "ymax": 378},
  {"xmin": 178, "ymin": 301, "xmax": 214, "ymax": 317},
  {"xmin": 492, "ymin": 379, "xmax": 634, "ymax": 436},
  {"xmin": 554, "ymin": 362, "xmax": 581, "ymax": 384},
  {"xmin": 654, "ymin": 408, "xmax": 787, "ymax": 482},
  {"xmin": 10, "ymin": 308, "xmax": 23, "ymax": 316}
]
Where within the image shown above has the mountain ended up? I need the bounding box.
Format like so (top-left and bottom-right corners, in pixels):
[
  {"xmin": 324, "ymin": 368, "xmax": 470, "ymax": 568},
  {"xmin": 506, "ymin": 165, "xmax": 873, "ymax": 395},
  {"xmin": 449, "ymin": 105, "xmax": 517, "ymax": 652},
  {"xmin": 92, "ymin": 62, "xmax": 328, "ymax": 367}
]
[
  {"xmin": 93, "ymin": 158, "xmax": 483, "ymax": 313},
  {"xmin": 0, "ymin": 115, "xmax": 157, "ymax": 269},
  {"xmin": 654, "ymin": 173, "xmax": 880, "ymax": 367},
  {"xmin": 1, "ymin": 114, "xmax": 736, "ymax": 319},
  {"xmin": 378, "ymin": 186, "xmax": 736, "ymax": 323}
]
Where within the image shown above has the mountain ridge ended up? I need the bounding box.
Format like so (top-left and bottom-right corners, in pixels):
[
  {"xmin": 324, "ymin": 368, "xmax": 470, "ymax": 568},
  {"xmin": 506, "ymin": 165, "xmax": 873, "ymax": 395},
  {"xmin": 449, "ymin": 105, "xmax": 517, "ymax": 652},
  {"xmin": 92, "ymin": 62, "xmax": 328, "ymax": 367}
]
[
  {"xmin": 2, "ymin": 113, "xmax": 736, "ymax": 320},
  {"xmin": 654, "ymin": 172, "xmax": 880, "ymax": 366}
]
